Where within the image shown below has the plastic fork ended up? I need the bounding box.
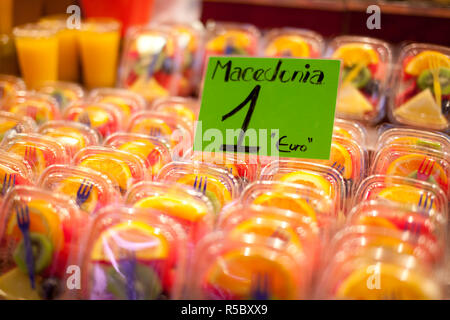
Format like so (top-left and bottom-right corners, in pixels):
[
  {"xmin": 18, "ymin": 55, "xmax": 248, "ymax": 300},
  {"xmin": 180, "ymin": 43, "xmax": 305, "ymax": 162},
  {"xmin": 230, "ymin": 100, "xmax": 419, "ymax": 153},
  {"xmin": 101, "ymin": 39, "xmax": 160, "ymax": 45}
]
[
  {"xmin": 429, "ymin": 55, "xmax": 442, "ymax": 108},
  {"xmin": 416, "ymin": 157, "xmax": 435, "ymax": 181},
  {"xmin": 76, "ymin": 179, "xmax": 94, "ymax": 207},
  {"xmin": 24, "ymin": 145, "xmax": 38, "ymax": 167},
  {"xmin": 78, "ymin": 112, "xmax": 91, "ymax": 127},
  {"xmin": 1, "ymin": 173, "xmax": 16, "ymax": 196},
  {"xmin": 418, "ymin": 192, "xmax": 434, "ymax": 212},
  {"xmin": 16, "ymin": 203, "xmax": 36, "ymax": 289},
  {"xmin": 193, "ymin": 175, "xmax": 207, "ymax": 195},
  {"xmin": 149, "ymin": 127, "xmax": 161, "ymax": 137},
  {"xmin": 407, "ymin": 220, "xmax": 422, "ymax": 237},
  {"xmin": 331, "ymin": 161, "xmax": 345, "ymax": 175},
  {"xmin": 250, "ymin": 272, "xmax": 270, "ymax": 300},
  {"xmin": 343, "ymin": 61, "xmax": 365, "ymax": 86},
  {"xmin": 119, "ymin": 250, "xmax": 137, "ymax": 300}
]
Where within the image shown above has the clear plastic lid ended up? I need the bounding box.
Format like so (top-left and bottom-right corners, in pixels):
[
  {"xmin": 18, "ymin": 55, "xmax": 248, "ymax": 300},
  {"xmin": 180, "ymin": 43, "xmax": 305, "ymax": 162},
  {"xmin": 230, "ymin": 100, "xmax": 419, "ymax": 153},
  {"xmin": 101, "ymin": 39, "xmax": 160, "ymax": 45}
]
[
  {"xmin": 151, "ymin": 96, "xmax": 200, "ymax": 126},
  {"xmin": 79, "ymin": 206, "xmax": 187, "ymax": 300},
  {"xmin": 0, "ymin": 186, "xmax": 87, "ymax": 300},
  {"xmin": 104, "ymin": 132, "xmax": 172, "ymax": 179},
  {"xmin": 188, "ymin": 231, "xmax": 308, "ymax": 299},
  {"xmin": 125, "ymin": 181, "xmax": 215, "ymax": 243},
  {"xmin": 38, "ymin": 120, "xmax": 101, "ymax": 158},
  {"xmin": 73, "ymin": 146, "xmax": 148, "ymax": 195},
  {"xmin": 326, "ymin": 36, "xmax": 392, "ymax": 124},
  {"xmin": 1, "ymin": 133, "xmax": 68, "ymax": 178},
  {"xmin": 37, "ymin": 81, "xmax": 84, "ymax": 110},
  {"xmin": 2, "ymin": 91, "xmax": 60, "ymax": 125},
  {"xmin": 0, "ymin": 150, "xmax": 34, "ymax": 198},
  {"xmin": 0, "ymin": 75, "xmax": 26, "ymax": 106},
  {"xmin": 389, "ymin": 43, "xmax": 450, "ymax": 132},
  {"xmin": 0, "ymin": 111, "xmax": 36, "ymax": 142},
  {"xmin": 156, "ymin": 161, "xmax": 239, "ymax": 213},
  {"xmin": 333, "ymin": 118, "xmax": 367, "ymax": 146},
  {"xmin": 38, "ymin": 165, "xmax": 121, "ymax": 215},
  {"xmin": 262, "ymin": 27, "xmax": 324, "ymax": 58}
]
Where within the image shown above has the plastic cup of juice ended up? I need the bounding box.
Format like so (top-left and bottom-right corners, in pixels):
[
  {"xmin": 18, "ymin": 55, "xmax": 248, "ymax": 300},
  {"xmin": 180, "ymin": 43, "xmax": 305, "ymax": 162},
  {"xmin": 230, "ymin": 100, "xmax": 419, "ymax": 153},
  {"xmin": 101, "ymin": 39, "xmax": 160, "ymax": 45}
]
[
  {"xmin": 78, "ymin": 18, "xmax": 121, "ymax": 89},
  {"xmin": 39, "ymin": 15, "xmax": 80, "ymax": 82},
  {"xmin": 13, "ymin": 24, "xmax": 58, "ymax": 89}
]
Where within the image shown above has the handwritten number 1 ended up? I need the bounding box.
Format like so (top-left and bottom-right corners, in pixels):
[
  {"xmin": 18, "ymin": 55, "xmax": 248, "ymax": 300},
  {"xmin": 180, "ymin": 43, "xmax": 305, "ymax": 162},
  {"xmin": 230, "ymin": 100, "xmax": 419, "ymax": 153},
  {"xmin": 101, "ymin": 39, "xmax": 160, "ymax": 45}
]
[{"xmin": 221, "ymin": 85, "xmax": 261, "ymax": 153}]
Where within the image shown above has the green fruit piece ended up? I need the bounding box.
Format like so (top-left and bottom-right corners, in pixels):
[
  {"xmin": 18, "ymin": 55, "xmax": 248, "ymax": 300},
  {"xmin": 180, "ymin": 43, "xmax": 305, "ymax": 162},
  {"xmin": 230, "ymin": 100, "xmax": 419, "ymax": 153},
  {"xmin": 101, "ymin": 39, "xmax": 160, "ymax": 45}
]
[
  {"xmin": 13, "ymin": 233, "xmax": 53, "ymax": 275},
  {"xmin": 417, "ymin": 68, "xmax": 450, "ymax": 95},
  {"xmin": 106, "ymin": 263, "xmax": 162, "ymax": 300},
  {"xmin": 204, "ymin": 189, "xmax": 221, "ymax": 214},
  {"xmin": 343, "ymin": 65, "xmax": 371, "ymax": 89},
  {"xmin": 407, "ymin": 170, "xmax": 438, "ymax": 184},
  {"xmin": 416, "ymin": 139, "xmax": 442, "ymax": 151}
]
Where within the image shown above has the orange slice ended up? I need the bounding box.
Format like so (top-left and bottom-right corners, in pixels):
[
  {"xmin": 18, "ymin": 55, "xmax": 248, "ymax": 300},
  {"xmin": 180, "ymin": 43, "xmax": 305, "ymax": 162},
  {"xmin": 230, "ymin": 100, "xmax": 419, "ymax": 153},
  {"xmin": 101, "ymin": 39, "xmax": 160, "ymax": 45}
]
[
  {"xmin": 207, "ymin": 30, "xmax": 253, "ymax": 52},
  {"xmin": 279, "ymin": 170, "xmax": 334, "ymax": 199},
  {"xmin": 252, "ymin": 192, "xmax": 316, "ymax": 221},
  {"xmin": 159, "ymin": 104, "xmax": 196, "ymax": 123},
  {"xmin": 316, "ymin": 141, "xmax": 353, "ymax": 179},
  {"xmin": 377, "ymin": 185, "xmax": 436, "ymax": 210},
  {"xmin": 55, "ymin": 177, "xmax": 99, "ymax": 213},
  {"xmin": 7, "ymin": 143, "xmax": 47, "ymax": 176},
  {"xmin": 333, "ymin": 44, "xmax": 379, "ymax": 67},
  {"xmin": 405, "ymin": 50, "xmax": 450, "ymax": 76},
  {"xmin": 76, "ymin": 105, "xmax": 111, "ymax": 128},
  {"xmin": 265, "ymin": 35, "xmax": 310, "ymax": 57}
]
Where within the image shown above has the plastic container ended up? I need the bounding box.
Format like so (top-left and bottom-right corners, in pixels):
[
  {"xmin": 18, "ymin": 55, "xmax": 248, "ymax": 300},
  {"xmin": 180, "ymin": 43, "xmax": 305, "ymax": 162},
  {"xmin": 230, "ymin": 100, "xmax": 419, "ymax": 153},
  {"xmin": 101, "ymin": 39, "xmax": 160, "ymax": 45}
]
[
  {"xmin": 262, "ymin": 28, "xmax": 324, "ymax": 58},
  {"xmin": 37, "ymin": 81, "xmax": 84, "ymax": 110},
  {"xmin": 0, "ymin": 150, "xmax": 34, "ymax": 199},
  {"xmin": 327, "ymin": 36, "xmax": 392, "ymax": 124},
  {"xmin": 0, "ymin": 111, "xmax": 36, "ymax": 142},
  {"xmin": 104, "ymin": 132, "xmax": 172, "ymax": 179},
  {"xmin": 333, "ymin": 118, "xmax": 367, "ymax": 146},
  {"xmin": 0, "ymin": 75, "xmax": 26, "ymax": 106},
  {"xmin": 152, "ymin": 96, "xmax": 200, "ymax": 127},
  {"xmin": 79, "ymin": 206, "xmax": 187, "ymax": 300},
  {"xmin": 38, "ymin": 165, "xmax": 121, "ymax": 215},
  {"xmin": 0, "ymin": 186, "xmax": 88, "ymax": 300},
  {"xmin": 389, "ymin": 43, "xmax": 450, "ymax": 132}
]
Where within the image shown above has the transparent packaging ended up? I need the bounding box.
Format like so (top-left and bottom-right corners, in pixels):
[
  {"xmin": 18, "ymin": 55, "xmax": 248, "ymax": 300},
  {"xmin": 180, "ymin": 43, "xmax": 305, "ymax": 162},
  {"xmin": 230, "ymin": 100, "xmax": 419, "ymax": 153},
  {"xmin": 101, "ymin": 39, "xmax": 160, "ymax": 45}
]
[
  {"xmin": 152, "ymin": 96, "xmax": 200, "ymax": 127},
  {"xmin": 38, "ymin": 81, "xmax": 84, "ymax": 110},
  {"xmin": 0, "ymin": 111, "xmax": 36, "ymax": 142},
  {"xmin": 0, "ymin": 150, "xmax": 34, "ymax": 199},
  {"xmin": 333, "ymin": 118, "xmax": 367, "ymax": 146},
  {"xmin": 0, "ymin": 75, "xmax": 26, "ymax": 106}
]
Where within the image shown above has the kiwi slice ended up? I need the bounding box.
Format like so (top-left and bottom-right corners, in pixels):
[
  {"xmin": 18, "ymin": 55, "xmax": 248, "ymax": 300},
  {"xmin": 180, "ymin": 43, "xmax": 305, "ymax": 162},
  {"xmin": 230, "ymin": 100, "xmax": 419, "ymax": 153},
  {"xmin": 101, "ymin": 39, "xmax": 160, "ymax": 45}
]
[
  {"xmin": 417, "ymin": 68, "xmax": 450, "ymax": 95},
  {"xmin": 13, "ymin": 233, "xmax": 53, "ymax": 275},
  {"xmin": 204, "ymin": 189, "xmax": 221, "ymax": 214},
  {"xmin": 106, "ymin": 264, "xmax": 162, "ymax": 300},
  {"xmin": 342, "ymin": 65, "xmax": 371, "ymax": 89}
]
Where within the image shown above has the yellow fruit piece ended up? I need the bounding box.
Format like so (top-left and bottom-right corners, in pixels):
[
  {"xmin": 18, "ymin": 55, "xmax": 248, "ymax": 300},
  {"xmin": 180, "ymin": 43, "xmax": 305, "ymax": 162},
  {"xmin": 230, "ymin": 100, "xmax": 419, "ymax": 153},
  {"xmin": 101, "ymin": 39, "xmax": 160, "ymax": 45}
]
[
  {"xmin": 91, "ymin": 221, "xmax": 169, "ymax": 261},
  {"xmin": 77, "ymin": 105, "xmax": 110, "ymax": 128},
  {"xmin": 336, "ymin": 84, "xmax": 373, "ymax": 116},
  {"xmin": 134, "ymin": 194, "xmax": 208, "ymax": 222},
  {"xmin": 377, "ymin": 185, "xmax": 436, "ymax": 209},
  {"xmin": 159, "ymin": 104, "xmax": 196, "ymax": 123},
  {"xmin": 0, "ymin": 119, "xmax": 18, "ymax": 138},
  {"xmin": 265, "ymin": 35, "xmax": 310, "ymax": 57},
  {"xmin": 44, "ymin": 127, "xmax": 87, "ymax": 153},
  {"xmin": 206, "ymin": 248, "xmax": 297, "ymax": 299},
  {"xmin": 336, "ymin": 262, "xmax": 441, "ymax": 299},
  {"xmin": 100, "ymin": 96, "xmax": 132, "ymax": 118},
  {"xmin": 252, "ymin": 192, "xmax": 317, "ymax": 221},
  {"xmin": 405, "ymin": 50, "xmax": 450, "ymax": 76},
  {"xmin": 55, "ymin": 177, "xmax": 99, "ymax": 213},
  {"xmin": 130, "ymin": 77, "xmax": 169, "ymax": 102},
  {"xmin": 207, "ymin": 30, "xmax": 252, "ymax": 52},
  {"xmin": 176, "ymin": 174, "xmax": 232, "ymax": 207},
  {"xmin": 0, "ymin": 268, "xmax": 41, "ymax": 300},
  {"xmin": 279, "ymin": 170, "xmax": 334, "ymax": 199},
  {"xmin": 130, "ymin": 118, "xmax": 173, "ymax": 138},
  {"xmin": 394, "ymin": 89, "xmax": 448, "ymax": 128},
  {"xmin": 333, "ymin": 44, "xmax": 379, "ymax": 67}
]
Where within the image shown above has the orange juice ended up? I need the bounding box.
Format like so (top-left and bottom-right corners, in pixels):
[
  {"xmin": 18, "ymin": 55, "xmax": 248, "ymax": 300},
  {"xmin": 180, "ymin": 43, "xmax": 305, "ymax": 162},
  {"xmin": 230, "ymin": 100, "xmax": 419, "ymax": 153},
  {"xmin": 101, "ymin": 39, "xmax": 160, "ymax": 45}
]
[
  {"xmin": 79, "ymin": 19, "xmax": 121, "ymax": 89},
  {"xmin": 39, "ymin": 15, "xmax": 80, "ymax": 82},
  {"xmin": 14, "ymin": 24, "xmax": 58, "ymax": 89}
]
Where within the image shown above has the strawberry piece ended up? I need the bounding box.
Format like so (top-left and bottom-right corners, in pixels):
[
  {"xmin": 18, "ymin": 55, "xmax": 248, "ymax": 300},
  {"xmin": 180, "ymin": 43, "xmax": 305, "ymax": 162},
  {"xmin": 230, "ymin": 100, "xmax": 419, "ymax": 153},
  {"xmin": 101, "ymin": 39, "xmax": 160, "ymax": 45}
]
[{"xmin": 395, "ymin": 79, "xmax": 418, "ymax": 107}]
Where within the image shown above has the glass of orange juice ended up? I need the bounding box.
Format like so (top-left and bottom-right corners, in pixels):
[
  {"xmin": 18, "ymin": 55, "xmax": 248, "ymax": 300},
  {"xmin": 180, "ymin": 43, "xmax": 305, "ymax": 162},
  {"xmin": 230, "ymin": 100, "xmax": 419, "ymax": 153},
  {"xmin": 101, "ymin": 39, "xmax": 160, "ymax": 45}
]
[
  {"xmin": 13, "ymin": 24, "xmax": 58, "ymax": 89},
  {"xmin": 78, "ymin": 18, "xmax": 121, "ymax": 89},
  {"xmin": 39, "ymin": 15, "xmax": 80, "ymax": 82}
]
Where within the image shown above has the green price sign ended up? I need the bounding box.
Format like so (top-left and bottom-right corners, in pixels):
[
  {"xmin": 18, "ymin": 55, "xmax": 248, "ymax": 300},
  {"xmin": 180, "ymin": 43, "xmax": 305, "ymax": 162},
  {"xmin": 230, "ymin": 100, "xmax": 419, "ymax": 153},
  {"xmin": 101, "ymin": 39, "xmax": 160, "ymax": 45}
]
[{"xmin": 194, "ymin": 57, "xmax": 341, "ymax": 160}]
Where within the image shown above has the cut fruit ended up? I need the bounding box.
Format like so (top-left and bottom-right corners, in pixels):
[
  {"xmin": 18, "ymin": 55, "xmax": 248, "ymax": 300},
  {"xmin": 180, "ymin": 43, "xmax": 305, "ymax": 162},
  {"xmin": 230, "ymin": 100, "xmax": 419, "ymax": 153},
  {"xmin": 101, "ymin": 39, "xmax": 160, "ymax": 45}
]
[
  {"xmin": 7, "ymin": 143, "xmax": 47, "ymax": 176},
  {"xmin": 129, "ymin": 77, "xmax": 169, "ymax": 102},
  {"xmin": 279, "ymin": 170, "xmax": 334, "ymax": 198},
  {"xmin": 417, "ymin": 68, "xmax": 450, "ymax": 95},
  {"xmin": 377, "ymin": 185, "xmax": 436, "ymax": 210},
  {"xmin": 357, "ymin": 215, "xmax": 398, "ymax": 230},
  {"xmin": 336, "ymin": 84, "xmax": 374, "ymax": 117},
  {"xmin": 342, "ymin": 66, "xmax": 371, "ymax": 89},
  {"xmin": 394, "ymin": 89, "xmax": 448, "ymax": 128},
  {"xmin": 133, "ymin": 194, "xmax": 209, "ymax": 222},
  {"xmin": 158, "ymin": 104, "xmax": 196, "ymax": 123},
  {"xmin": 332, "ymin": 44, "xmax": 379, "ymax": 67},
  {"xmin": 316, "ymin": 140, "xmax": 353, "ymax": 180},
  {"xmin": 130, "ymin": 118, "xmax": 173, "ymax": 139},
  {"xmin": 100, "ymin": 96, "xmax": 133, "ymax": 118},
  {"xmin": 405, "ymin": 51, "xmax": 450, "ymax": 76},
  {"xmin": 336, "ymin": 262, "xmax": 441, "ymax": 299},
  {"xmin": 265, "ymin": 35, "xmax": 310, "ymax": 57},
  {"xmin": 90, "ymin": 221, "xmax": 169, "ymax": 261},
  {"xmin": 0, "ymin": 268, "xmax": 41, "ymax": 300},
  {"xmin": 13, "ymin": 232, "xmax": 53, "ymax": 274},
  {"xmin": 205, "ymin": 248, "xmax": 297, "ymax": 299},
  {"xmin": 76, "ymin": 105, "xmax": 110, "ymax": 128},
  {"xmin": 252, "ymin": 192, "xmax": 317, "ymax": 221},
  {"xmin": 206, "ymin": 30, "xmax": 253, "ymax": 53},
  {"xmin": 118, "ymin": 140, "xmax": 162, "ymax": 176},
  {"xmin": 55, "ymin": 177, "xmax": 99, "ymax": 213},
  {"xmin": 44, "ymin": 127, "xmax": 87, "ymax": 153}
]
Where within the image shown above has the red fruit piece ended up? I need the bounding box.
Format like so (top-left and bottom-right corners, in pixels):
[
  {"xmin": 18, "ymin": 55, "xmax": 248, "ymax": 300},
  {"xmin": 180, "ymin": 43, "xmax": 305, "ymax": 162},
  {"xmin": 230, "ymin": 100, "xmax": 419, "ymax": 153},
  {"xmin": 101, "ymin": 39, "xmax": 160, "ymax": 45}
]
[
  {"xmin": 153, "ymin": 71, "xmax": 172, "ymax": 90},
  {"xmin": 395, "ymin": 79, "xmax": 418, "ymax": 107}
]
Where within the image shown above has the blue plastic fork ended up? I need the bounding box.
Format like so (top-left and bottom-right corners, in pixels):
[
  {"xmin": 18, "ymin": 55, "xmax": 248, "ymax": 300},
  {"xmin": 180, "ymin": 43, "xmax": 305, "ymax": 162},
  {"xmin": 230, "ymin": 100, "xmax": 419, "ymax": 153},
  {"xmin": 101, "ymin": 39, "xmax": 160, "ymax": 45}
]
[
  {"xmin": 193, "ymin": 175, "xmax": 207, "ymax": 195},
  {"xmin": 250, "ymin": 272, "xmax": 270, "ymax": 300},
  {"xmin": 149, "ymin": 127, "xmax": 161, "ymax": 137},
  {"xmin": 331, "ymin": 161, "xmax": 345, "ymax": 175},
  {"xmin": 76, "ymin": 179, "xmax": 94, "ymax": 206},
  {"xmin": 1, "ymin": 173, "xmax": 16, "ymax": 196},
  {"xmin": 418, "ymin": 192, "xmax": 434, "ymax": 212},
  {"xmin": 16, "ymin": 203, "xmax": 36, "ymax": 289},
  {"xmin": 78, "ymin": 112, "xmax": 91, "ymax": 127},
  {"xmin": 120, "ymin": 251, "xmax": 137, "ymax": 300}
]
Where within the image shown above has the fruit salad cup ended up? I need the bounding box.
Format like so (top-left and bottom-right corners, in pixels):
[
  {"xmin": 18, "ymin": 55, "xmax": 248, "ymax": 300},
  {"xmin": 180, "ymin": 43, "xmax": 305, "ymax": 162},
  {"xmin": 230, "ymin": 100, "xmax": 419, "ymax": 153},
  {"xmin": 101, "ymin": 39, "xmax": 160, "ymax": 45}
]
[
  {"xmin": 152, "ymin": 97, "xmax": 200, "ymax": 128},
  {"xmin": 38, "ymin": 165, "xmax": 121, "ymax": 215},
  {"xmin": 0, "ymin": 111, "xmax": 36, "ymax": 142},
  {"xmin": 333, "ymin": 118, "xmax": 367, "ymax": 146},
  {"xmin": 80, "ymin": 206, "xmax": 187, "ymax": 300},
  {"xmin": 104, "ymin": 132, "xmax": 172, "ymax": 179},
  {"xmin": 2, "ymin": 91, "xmax": 60, "ymax": 125},
  {"xmin": 128, "ymin": 111, "xmax": 192, "ymax": 158},
  {"xmin": 126, "ymin": 181, "xmax": 215, "ymax": 244},
  {"xmin": 38, "ymin": 81, "xmax": 84, "ymax": 110},
  {"xmin": 328, "ymin": 36, "xmax": 392, "ymax": 123},
  {"xmin": 262, "ymin": 28, "xmax": 324, "ymax": 58},
  {"xmin": 63, "ymin": 101, "xmax": 122, "ymax": 139},
  {"xmin": 260, "ymin": 159, "xmax": 346, "ymax": 217},
  {"xmin": 0, "ymin": 75, "xmax": 26, "ymax": 106},
  {"xmin": 1, "ymin": 133, "xmax": 68, "ymax": 178},
  {"xmin": 390, "ymin": 43, "xmax": 450, "ymax": 132},
  {"xmin": 119, "ymin": 27, "xmax": 182, "ymax": 102},
  {"xmin": 73, "ymin": 146, "xmax": 148, "ymax": 196},
  {"xmin": 156, "ymin": 161, "xmax": 239, "ymax": 214},
  {"xmin": 0, "ymin": 186, "xmax": 87, "ymax": 300},
  {"xmin": 38, "ymin": 121, "xmax": 101, "ymax": 158},
  {"xmin": 189, "ymin": 231, "xmax": 308, "ymax": 299},
  {"xmin": 0, "ymin": 150, "xmax": 34, "ymax": 200},
  {"xmin": 371, "ymin": 144, "xmax": 449, "ymax": 196}
]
